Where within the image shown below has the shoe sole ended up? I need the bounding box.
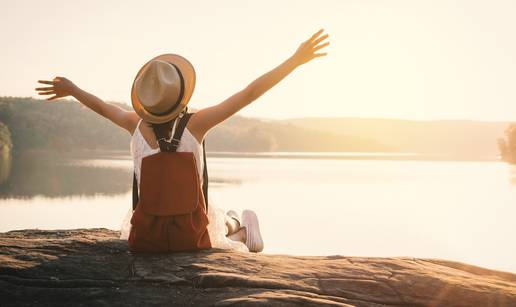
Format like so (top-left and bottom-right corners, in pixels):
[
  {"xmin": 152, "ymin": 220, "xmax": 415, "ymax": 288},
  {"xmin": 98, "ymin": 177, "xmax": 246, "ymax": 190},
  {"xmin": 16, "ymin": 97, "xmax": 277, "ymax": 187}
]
[{"xmin": 241, "ymin": 210, "xmax": 264, "ymax": 253}]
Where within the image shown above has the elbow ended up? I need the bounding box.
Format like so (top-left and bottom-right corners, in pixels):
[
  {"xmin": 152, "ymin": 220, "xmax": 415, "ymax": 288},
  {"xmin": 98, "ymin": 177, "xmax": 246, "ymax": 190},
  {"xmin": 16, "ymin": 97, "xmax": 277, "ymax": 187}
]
[{"xmin": 243, "ymin": 85, "xmax": 260, "ymax": 102}]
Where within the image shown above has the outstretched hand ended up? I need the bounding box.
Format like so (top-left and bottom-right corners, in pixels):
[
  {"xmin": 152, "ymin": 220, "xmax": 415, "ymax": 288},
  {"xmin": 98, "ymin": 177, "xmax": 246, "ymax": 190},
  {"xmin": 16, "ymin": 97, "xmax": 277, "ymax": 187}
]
[
  {"xmin": 35, "ymin": 77, "xmax": 77, "ymax": 101},
  {"xmin": 291, "ymin": 29, "xmax": 330, "ymax": 66}
]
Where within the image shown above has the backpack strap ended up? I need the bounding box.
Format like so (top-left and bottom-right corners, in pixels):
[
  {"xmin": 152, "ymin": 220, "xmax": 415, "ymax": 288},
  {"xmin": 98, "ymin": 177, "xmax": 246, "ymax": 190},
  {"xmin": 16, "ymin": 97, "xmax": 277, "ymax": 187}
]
[
  {"xmin": 132, "ymin": 112, "xmax": 209, "ymax": 212},
  {"xmin": 132, "ymin": 172, "xmax": 138, "ymax": 210},
  {"xmin": 202, "ymin": 139, "xmax": 209, "ymax": 212},
  {"xmin": 172, "ymin": 112, "xmax": 193, "ymax": 151},
  {"xmin": 155, "ymin": 112, "xmax": 193, "ymax": 152}
]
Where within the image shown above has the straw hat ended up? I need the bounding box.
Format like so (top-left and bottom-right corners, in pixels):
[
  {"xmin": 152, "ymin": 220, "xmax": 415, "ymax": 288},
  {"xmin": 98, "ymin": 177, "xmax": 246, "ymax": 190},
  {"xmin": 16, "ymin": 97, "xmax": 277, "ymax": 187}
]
[{"xmin": 131, "ymin": 54, "xmax": 196, "ymax": 124}]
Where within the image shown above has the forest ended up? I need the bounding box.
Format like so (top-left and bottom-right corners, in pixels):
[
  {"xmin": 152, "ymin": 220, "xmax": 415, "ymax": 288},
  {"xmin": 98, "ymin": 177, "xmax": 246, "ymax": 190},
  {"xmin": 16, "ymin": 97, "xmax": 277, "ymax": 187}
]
[
  {"xmin": 1, "ymin": 96, "xmax": 510, "ymax": 160},
  {"xmin": 0, "ymin": 97, "xmax": 388, "ymax": 154}
]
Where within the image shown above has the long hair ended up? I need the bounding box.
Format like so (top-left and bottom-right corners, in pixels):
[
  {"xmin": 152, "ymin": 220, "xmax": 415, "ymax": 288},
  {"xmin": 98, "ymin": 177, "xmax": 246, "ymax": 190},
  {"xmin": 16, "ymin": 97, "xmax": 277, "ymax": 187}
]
[{"xmin": 150, "ymin": 107, "xmax": 188, "ymax": 151}]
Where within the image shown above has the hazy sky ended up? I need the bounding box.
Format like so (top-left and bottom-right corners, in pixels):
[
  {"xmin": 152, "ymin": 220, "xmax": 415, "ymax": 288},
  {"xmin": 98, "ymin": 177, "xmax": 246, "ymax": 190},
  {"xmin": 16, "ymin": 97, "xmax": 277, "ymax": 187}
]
[{"xmin": 1, "ymin": 0, "xmax": 516, "ymax": 120}]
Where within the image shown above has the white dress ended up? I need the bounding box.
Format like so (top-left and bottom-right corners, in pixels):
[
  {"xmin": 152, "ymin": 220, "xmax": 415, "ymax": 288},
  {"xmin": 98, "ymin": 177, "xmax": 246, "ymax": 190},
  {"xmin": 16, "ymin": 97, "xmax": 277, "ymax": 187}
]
[{"xmin": 119, "ymin": 118, "xmax": 248, "ymax": 252}]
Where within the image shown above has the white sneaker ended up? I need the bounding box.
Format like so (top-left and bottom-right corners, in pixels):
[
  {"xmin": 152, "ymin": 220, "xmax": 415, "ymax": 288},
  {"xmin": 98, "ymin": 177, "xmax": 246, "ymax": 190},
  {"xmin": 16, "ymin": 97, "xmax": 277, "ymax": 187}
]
[{"xmin": 241, "ymin": 210, "xmax": 264, "ymax": 253}]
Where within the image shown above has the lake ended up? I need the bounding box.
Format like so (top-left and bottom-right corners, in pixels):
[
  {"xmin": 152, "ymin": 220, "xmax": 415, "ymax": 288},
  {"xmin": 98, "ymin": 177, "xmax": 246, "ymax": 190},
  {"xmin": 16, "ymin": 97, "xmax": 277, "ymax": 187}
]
[{"xmin": 1, "ymin": 151, "xmax": 515, "ymax": 273}]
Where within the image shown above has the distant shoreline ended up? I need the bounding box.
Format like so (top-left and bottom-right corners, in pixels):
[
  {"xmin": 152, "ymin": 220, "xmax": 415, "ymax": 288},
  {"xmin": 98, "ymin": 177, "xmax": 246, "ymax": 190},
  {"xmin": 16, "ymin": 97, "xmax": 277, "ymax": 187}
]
[
  {"xmin": 13, "ymin": 149, "xmax": 500, "ymax": 162},
  {"xmin": 208, "ymin": 151, "xmax": 500, "ymax": 162},
  {"xmin": 2, "ymin": 98, "xmax": 507, "ymax": 159}
]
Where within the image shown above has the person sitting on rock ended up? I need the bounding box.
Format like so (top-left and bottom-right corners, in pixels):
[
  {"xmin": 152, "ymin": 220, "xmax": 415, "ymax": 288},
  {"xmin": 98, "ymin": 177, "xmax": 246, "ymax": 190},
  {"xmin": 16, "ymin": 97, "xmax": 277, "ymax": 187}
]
[{"xmin": 35, "ymin": 29, "xmax": 329, "ymax": 253}]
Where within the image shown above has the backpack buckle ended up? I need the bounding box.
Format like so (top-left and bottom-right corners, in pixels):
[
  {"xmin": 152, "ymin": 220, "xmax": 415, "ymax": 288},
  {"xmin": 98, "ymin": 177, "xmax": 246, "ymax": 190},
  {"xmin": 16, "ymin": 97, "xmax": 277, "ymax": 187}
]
[
  {"xmin": 170, "ymin": 138, "xmax": 181, "ymax": 145},
  {"xmin": 157, "ymin": 137, "xmax": 180, "ymax": 145},
  {"xmin": 157, "ymin": 137, "xmax": 181, "ymax": 151}
]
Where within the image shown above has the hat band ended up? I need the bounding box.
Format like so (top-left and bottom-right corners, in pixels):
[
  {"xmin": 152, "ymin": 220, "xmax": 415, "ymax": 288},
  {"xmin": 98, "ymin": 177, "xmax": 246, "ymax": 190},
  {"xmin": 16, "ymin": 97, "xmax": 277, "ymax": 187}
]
[{"xmin": 147, "ymin": 63, "xmax": 185, "ymax": 116}]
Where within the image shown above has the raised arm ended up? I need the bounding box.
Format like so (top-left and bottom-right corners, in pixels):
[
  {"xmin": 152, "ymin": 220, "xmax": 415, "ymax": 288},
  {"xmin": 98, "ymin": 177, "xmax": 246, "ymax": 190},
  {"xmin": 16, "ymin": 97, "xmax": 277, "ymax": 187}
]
[
  {"xmin": 189, "ymin": 29, "xmax": 330, "ymax": 142},
  {"xmin": 35, "ymin": 77, "xmax": 139, "ymax": 134}
]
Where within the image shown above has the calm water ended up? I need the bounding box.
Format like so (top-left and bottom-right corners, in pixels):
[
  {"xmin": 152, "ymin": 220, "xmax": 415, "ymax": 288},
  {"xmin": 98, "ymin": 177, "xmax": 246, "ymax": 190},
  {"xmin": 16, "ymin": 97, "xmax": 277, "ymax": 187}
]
[{"xmin": 1, "ymin": 151, "xmax": 515, "ymax": 273}]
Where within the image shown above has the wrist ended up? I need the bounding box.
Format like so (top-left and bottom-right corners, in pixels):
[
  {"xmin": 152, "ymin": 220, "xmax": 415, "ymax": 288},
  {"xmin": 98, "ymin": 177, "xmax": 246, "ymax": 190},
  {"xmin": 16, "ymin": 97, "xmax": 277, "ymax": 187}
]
[
  {"xmin": 286, "ymin": 55, "xmax": 300, "ymax": 70},
  {"xmin": 69, "ymin": 84, "xmax": 81, "ymax": 97}
]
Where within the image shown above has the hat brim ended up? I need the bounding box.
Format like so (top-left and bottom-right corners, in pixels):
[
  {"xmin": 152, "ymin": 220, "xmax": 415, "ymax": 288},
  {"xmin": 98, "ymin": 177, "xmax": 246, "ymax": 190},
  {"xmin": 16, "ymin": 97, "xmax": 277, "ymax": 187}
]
[{"xmin": 131, "ymin": 54, "xmax": 196, "ymax": 124}]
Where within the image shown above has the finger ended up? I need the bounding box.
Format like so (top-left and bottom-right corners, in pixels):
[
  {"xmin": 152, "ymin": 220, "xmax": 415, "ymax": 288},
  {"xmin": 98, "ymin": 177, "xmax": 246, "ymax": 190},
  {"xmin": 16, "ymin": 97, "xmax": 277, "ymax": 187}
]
[
  {"xmin": 35, "ymin": 87, "xmax": 54, "ymax": 91},
  {"xmin": 313, "ymin": 42, "xmax": 329, "ymax": 52},
  {"xmin": 309, "ymin": 29, "xmax": 324, "ymax": 42},
  {"xmin": 38, "ymin": 80, "xmax": 54, "ymax": 85},
  {"xmin": 47, "ymin": 95, "xmax": 60, "ymax": 101},
  {"xmin": 312, "ymin": 34, "xmax": 329, "ymax": 46},
  {"xmin": 313, "ymin": 53, "xmax": 328, "ymax": 58},
  {"xmin": 38, "ymin": 91, "xmax": 55, "ymax": 96}
]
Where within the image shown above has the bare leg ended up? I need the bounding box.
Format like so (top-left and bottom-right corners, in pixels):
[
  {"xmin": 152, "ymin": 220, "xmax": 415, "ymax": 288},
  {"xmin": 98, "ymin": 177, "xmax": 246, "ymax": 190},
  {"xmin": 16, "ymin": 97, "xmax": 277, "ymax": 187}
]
[
  {"xmin": 225, "ymin": 213, "xmax": 240, "ymax": 236},
  {"xmin": 225, "ymin": 212, "xmax": 247, "ymax": 243},
  {"xmin": 226, "ymin": 210, "xmax": 263, "ymax": 252}
]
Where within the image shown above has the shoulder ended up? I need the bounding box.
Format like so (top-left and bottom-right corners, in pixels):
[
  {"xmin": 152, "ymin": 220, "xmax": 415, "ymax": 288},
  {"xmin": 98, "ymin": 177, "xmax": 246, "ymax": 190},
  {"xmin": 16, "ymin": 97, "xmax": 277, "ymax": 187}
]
[
  {"xmin": 126, "ymin": 112, "xmax": 142, "ymax": 135},
  {"xmin": 186, "ymin": 112, "xmax": 205, "ymax": 144}
]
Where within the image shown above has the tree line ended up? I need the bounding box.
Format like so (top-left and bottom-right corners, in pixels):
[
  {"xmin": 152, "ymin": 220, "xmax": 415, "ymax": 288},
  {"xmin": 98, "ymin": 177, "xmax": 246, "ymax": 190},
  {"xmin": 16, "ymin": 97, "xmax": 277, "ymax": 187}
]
[{"xmin": 0, "ymin": 97, "xmax": 389, "ymax": 154}]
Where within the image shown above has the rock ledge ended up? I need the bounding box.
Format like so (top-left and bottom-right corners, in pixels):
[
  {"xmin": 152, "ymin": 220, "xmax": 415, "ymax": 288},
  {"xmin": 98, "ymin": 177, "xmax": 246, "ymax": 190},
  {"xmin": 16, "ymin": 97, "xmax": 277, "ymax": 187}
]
[{"xmin": 0, "ymin": 228, "xmax": 515, "ymax": 306}]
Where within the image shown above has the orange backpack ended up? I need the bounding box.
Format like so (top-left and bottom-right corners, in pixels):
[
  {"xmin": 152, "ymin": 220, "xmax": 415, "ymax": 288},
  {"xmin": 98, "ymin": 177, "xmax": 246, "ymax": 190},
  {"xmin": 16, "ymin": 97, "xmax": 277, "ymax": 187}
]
[{"xmin": 128, "ymin": 112, "xmax": 212, "ymax": 252}]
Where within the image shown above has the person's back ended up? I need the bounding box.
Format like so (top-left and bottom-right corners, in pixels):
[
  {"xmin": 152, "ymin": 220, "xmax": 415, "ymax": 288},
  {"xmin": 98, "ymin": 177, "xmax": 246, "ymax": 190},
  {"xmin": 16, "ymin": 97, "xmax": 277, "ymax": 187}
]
[
  {"xmin": 128, "ymin": 112, "xmax": 211, "ymax": 252},
  {"xmin": 35, "ymin": 29, "xmax": 330, "ymax": 253},
  {"xmin": 131, "ymin": 114, "xmax": 204, "ymax": 192}
]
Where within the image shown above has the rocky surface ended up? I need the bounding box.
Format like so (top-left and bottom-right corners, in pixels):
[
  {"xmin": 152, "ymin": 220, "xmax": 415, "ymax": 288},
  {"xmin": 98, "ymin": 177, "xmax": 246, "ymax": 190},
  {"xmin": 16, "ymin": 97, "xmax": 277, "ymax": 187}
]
[{"xmin": 0, "ymin": 228, "xmax": 515, "ymax": 306}]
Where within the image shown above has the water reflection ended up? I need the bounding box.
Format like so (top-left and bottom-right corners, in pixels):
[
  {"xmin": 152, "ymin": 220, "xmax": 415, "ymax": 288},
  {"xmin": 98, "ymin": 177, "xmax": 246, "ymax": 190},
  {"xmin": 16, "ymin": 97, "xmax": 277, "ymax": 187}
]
[
  {"xmin": 0, "ymin": 150, "xmax": 242, "ymax": 199},
  {"xmin": 0, "ymin": 151, "xmax": 132, "ymax": 198}
]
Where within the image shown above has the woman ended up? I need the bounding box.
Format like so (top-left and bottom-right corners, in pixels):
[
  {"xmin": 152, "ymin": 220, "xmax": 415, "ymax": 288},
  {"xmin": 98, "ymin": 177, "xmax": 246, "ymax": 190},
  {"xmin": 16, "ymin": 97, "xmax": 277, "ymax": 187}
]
[{"xmin": 35, "ymin": 29, "xmax": 329, "ymax": 253}]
